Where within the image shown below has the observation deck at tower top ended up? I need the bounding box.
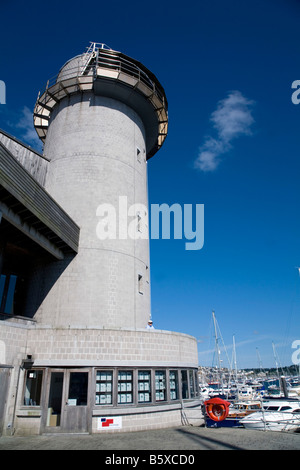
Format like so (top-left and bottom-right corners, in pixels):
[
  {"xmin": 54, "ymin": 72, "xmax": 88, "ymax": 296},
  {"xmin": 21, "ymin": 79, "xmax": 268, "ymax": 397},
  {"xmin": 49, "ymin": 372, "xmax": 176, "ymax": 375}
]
[{"xmin": 33, "ymin": 42, "xmax": 168, "ymax": 159}]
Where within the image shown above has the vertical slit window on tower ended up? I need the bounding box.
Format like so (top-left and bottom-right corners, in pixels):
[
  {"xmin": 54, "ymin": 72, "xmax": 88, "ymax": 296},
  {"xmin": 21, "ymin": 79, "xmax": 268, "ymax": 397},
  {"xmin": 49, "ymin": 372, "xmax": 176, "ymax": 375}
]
[
  {"xmin": 96, "ymin": 370, "xmax": 113, "ymax": 405},
  {"xmin": 138, "ymin": 274, "xmax": 143, "ymax": 294},
  {"xmin": 137, "ymin": 212, "xmax": 142, "ymax": 232},
  {"xmin": 117, "ymin": 370, "xmax": 133, "ymax": 404}
]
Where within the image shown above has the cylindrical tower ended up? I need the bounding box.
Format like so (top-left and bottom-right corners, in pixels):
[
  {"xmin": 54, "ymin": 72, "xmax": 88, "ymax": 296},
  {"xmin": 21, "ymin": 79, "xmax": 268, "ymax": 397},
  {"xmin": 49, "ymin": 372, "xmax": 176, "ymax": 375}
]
[
  {"xmin": 0, "ymin": 44, "xmax": 200, "ymax": 437},
  {"xmin": 33, "ymin": 43, "xmax": 168, "ymax": 329}
]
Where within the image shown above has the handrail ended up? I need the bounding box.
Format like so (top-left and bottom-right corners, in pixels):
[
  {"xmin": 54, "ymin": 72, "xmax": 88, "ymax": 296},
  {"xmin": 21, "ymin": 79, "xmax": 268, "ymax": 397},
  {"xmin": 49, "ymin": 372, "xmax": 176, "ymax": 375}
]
[
  {"xmin": 34, "ymin": 45, "xmax": 168, "ymax": 156},
  {"xmin": 39, "ymin": 49, "xmax": 166, "ymax": 106}
]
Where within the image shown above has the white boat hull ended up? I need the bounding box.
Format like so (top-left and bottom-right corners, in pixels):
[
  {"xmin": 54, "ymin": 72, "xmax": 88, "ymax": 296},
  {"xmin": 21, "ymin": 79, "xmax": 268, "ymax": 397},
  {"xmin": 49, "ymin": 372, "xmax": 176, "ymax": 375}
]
[{"xmin": 241, "ymin": 411, "xmax": 300, "ymax": 432}]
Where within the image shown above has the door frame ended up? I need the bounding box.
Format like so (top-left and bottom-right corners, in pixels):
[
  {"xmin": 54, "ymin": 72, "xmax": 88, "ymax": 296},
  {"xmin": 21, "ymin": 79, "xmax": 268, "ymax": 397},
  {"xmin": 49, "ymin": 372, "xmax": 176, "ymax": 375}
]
[{"xmin": 40, "ymin": 367, "xmax": 92, "ymax": 434}]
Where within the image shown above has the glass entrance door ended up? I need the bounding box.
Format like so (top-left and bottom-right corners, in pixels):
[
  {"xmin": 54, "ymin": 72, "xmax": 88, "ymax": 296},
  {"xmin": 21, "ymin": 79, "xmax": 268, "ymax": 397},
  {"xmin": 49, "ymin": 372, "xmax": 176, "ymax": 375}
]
[
  {"xmin": 43, "ymin": 369, "xmax": 89, "ymax": 433},
  {"xmin": 46, "ymin": 371, "xmax": 64, "ymax": 428},
  {"xmin": 67, "ymin": 372, "xmax": 88, "ymax": 406},
  {"xmin": 61, "ymin": 370, "xmax": 89, "ymax": 433}
]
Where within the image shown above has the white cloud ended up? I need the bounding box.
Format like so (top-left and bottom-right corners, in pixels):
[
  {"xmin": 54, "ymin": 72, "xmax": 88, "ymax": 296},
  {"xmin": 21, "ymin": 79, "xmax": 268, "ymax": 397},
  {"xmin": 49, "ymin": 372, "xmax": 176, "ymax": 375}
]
[
  {"xmin": 16, "ymin": 106, "xmax": 42, "ymax": 151},
  {"xmin": 195, "ymin": 91, "xmax": 255, "ymax": 172},
  {"xmin": 195, "ymin": 137, "xmax": 226, "ymax": 172}
]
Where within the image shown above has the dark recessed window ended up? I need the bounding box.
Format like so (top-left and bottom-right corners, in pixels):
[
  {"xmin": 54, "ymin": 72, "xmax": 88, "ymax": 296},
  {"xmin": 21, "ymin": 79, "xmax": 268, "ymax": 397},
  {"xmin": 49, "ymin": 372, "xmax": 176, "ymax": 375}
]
[{"xmin": 23, "ymin": 370, "xmax": 43, "ymax": 406}]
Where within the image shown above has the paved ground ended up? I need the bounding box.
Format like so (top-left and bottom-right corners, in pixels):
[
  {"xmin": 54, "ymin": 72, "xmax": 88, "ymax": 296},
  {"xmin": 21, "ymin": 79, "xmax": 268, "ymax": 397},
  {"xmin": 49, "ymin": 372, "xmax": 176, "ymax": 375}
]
[{"xmin": 0, "ymin": 426, "xmax": 299, "ymax": 451}]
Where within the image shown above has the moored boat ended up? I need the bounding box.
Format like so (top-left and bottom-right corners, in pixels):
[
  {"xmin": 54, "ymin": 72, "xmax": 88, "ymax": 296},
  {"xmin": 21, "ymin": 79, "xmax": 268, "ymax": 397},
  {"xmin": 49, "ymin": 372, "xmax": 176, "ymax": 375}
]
[
  {"xmin": 228, "ymin": 400, "xmax": 261, "ymax": 419},
  {"xmin": 240, "ymin": 399, "xmax": 300, "ymax": 432},
  {"xmin": 204, "ymin": 398, "xmax": 262, "ymax": 428}
]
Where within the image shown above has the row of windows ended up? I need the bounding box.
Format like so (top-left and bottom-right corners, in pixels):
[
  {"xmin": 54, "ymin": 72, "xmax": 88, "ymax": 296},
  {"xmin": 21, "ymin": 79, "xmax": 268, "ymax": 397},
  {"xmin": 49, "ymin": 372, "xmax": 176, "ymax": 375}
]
[
  {"xmin": 95, "ymin": 369, "xmax": 198, "ymax": 405},
  {"xmin": 23, "ymin": 368, "xmax": 199, "ymax": 408}
]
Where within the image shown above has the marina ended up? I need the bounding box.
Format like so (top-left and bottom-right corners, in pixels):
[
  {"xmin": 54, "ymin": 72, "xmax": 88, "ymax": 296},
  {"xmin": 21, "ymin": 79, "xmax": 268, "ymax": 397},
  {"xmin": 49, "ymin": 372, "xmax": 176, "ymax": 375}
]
[{"xmin": 198, "ymin": 312, "xmax": 300, "ymax": 434}]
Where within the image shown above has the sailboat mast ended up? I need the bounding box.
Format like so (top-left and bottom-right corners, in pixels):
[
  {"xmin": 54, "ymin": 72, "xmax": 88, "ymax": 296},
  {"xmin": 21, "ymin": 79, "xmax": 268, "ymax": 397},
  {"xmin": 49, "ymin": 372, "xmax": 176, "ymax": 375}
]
[
  {"xmin": 233, "ymin": 335, "xmax": 238, "ymax": 382},
  {"xmin": 256, "ymin": 348, "xmax": 264, "ymax": 374},
  {"xmin": 272, "ymin": 341, "xmax": 279, "ymax": 378},
  {"xmin": 212, "ymin": 310, "xmax": 223, "ymax": 392}
]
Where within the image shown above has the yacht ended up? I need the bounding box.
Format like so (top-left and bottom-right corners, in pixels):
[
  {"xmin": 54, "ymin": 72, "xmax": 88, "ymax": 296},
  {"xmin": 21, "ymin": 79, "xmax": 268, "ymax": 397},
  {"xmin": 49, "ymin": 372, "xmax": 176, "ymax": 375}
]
[
  {"xmin": 240, "ymin": 398, "xmax": 300, "ymax": 432},
  {"xmin": 228, "ymin": 400, "xmax": 261, "ymax": 419}
]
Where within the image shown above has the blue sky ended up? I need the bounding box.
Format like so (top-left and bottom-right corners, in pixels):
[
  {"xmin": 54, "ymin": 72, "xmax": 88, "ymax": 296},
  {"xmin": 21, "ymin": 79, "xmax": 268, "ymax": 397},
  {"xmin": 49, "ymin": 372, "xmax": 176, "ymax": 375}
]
[{"xmin": 1, "ymin": 0, "xmax": 300, "ymax": 368}]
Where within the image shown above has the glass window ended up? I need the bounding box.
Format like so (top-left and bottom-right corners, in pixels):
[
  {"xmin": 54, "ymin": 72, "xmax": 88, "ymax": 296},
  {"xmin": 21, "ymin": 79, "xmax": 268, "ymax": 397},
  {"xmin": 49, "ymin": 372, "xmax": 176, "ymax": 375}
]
[
  {"xmin": 47, "ymin": 372, "xmax": 63, "ymax": 426},
  {"xmin": 118, "ymin": 370, "xmax": 133, "ymax": 404},
  {"xmin": 138, "ymin": 370, "xmax": 151, "ymax": 403},
  {"xmin": 265, "ymin": 406, "xmax": 279, "ymax": 411},
  {"xmin": 138, "ymin": 275, "xmax": 143, "ymax": 294},
  {"xmin": 23, "ymin": 369, "xmax": 43, "ymax": 406},
  {"xmin": 155, "ymin": 371, "xmax": 166, "ymax": 401},
  {"xmin": 181, "ymin": 370, "xmax": 189, "ymax": 399},
  {"xmin": 0, "ymin": 274, "xmax": 17, "ymax": 314},
  {"xmin": 169, "ymin": 370, "xmax": 179, "ymax": 400},
  {"xmin": 189, "ymin": 370, "xmax": 195, "ymax": 398},
  {"xmin": 96, "ymin": 370, "xmax": 113, "ymax": 405},
  {"xmin": 194, "ymin": 370, "xmax": 199, "ymax": 397},
  {"xmin": 68, "ymin": 372, "xmax": 88, "ymax": 406}
]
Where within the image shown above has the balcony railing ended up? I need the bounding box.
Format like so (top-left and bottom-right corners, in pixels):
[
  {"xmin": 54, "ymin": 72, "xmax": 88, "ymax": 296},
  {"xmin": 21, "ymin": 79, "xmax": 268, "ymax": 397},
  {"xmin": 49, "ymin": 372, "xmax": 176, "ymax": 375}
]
[{"xmin": 33, "ymin": 44, "xmax": 168, "ymax": 157}]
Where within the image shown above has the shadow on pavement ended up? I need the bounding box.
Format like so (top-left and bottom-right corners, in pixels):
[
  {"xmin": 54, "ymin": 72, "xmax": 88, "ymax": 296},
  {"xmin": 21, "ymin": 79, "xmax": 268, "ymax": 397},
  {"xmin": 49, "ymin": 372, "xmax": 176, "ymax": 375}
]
[{"xmin": 175, "ymin": 427, "xmax": 244, "ymax": 450}]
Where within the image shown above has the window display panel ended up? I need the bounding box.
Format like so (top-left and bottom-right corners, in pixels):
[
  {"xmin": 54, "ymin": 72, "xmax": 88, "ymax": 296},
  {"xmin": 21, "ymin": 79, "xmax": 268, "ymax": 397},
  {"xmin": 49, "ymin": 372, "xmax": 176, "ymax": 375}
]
[
  {"xmin": 138, "ymin": 370, "xmax": 151, "ymax": 403},
  {"xmin": 169, "ymin": 370, "xmax": 179, "ymax": 400},
  {"xmin": 117, "ymin": 370, "xmax": 133, "ymax": 404},
  {"xmin": 155, "ymin": 371, "xmax": 166, "ymax": 401},
  {"xmin": 95, "ymin": 370, "xmax": 113, "ymax": 405}
]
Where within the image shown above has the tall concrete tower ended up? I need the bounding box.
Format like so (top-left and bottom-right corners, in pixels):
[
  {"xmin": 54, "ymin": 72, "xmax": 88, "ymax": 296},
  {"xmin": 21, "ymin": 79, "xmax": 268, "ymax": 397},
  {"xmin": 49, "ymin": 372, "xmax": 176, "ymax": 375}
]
[
  {"xmin": 33, "ymin": 43, "xmax": 168, "ymax": 329},
  {"xmin": 0, "ymin": 43, "xmax": 200, "ymax": 436}
]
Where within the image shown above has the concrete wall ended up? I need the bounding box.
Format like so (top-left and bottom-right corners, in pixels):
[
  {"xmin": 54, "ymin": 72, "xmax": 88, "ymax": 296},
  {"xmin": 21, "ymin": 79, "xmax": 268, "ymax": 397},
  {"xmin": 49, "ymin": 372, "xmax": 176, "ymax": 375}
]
[
  {"xmin": 0, "ymin": 318, "xmax": 35, "ymax": 435},
  {"xmin": 35, "ymin": 93, "xmax": 150, "ymax": 330},
  {"xmin": 0, "ymin": 319, "xmax": 33, "ymax": 367},
  {"xmin": 29, "ymin": 327, "xmax": 198, "ymax": 367},
  {"xmin": 0, "ymin": 321, "xmax": 199, "ymax": 369},
  {"xmin": 91, "ymin": 404, "xmax": 204, "ymax": 434},
  {"xmin": 0, "ymin": 319, "xmax": 199, "ymax": 435}
]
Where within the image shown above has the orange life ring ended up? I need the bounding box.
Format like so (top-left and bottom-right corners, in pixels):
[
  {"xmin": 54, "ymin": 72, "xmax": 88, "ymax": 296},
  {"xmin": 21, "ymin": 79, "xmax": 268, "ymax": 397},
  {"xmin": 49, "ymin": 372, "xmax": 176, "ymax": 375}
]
[{"xmin": 204, "ymin": 397, "xmax": 231, "ymax": 422}]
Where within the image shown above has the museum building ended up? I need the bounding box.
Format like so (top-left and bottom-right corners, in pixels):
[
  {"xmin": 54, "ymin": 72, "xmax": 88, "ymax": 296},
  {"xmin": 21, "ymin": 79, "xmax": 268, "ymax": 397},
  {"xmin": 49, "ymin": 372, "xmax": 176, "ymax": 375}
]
[{"xmin": 0, "ymin": 43, "xmax": 200, "ymax": 435}]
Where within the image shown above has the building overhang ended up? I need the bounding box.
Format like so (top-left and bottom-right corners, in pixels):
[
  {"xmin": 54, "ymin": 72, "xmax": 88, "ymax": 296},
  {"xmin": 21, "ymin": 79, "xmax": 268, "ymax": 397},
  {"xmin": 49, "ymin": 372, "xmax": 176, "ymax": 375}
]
[{"xmin": 0, "ymin": 142, "xmax": 80, "ymax": 259}]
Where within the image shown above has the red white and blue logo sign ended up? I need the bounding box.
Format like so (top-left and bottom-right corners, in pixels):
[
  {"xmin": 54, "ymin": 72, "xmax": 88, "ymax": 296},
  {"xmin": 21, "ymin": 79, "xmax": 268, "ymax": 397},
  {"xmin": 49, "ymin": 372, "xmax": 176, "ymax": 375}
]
[{"xmin": 98, "ymin": 417, "xmax": 122, "ymax": 430}]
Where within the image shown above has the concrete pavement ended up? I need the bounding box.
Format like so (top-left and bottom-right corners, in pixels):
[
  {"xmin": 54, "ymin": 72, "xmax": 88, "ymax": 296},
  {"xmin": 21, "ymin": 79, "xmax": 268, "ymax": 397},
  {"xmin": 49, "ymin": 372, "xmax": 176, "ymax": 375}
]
[{"xmin": 0, "ymin": 426, "xmax": 299, "ymax": 451}]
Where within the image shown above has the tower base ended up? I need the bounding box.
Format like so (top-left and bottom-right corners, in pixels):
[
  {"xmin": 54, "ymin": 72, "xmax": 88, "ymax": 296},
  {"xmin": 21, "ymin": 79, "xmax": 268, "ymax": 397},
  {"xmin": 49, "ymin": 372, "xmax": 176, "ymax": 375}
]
[{"xmin": 0, "ymin": 318, "xmax": 201, "ymax": 436}]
